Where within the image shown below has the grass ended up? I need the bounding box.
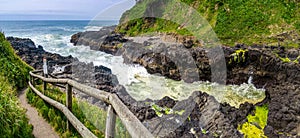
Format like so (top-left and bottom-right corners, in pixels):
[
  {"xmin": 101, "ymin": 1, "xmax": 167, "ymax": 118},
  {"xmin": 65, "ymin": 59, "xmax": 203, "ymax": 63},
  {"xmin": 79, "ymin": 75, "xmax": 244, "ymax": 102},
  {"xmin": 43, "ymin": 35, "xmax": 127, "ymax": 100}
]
[
  {"xmin": 116, "ymin": 0, "xmax": 300, "ymax": 47},
  {"xmin": 0, "ymin": 32, "xmax": 34, "ymax": 137},
  {"xmin": 0, "ymin": 33, "xmax": 33, "ymax": 89},
  {"xmin": 238, "ymin": 104, "xmax": 269, "ymax": 138},
  {"xmin": 27, "ymin": 83, "xmax": 130, "ymax": 138},
  {"xmin": 0, "ymin": 76, "xmax": 34, "ymax": 137}
]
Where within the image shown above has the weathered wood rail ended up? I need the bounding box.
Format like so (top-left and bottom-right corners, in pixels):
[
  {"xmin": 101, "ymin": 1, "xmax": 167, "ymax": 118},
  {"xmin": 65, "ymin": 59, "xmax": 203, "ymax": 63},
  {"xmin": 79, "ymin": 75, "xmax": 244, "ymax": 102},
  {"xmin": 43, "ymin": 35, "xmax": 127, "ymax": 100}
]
[{"xmin": 29, "ymin": 70, "xmax": 154, "ymax": 138}]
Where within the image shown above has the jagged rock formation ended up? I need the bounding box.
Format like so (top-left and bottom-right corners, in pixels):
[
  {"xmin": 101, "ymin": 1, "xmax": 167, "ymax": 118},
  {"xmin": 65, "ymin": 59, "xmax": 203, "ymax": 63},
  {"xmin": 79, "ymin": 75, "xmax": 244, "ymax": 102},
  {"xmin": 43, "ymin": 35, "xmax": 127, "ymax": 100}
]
[
  {"xmin": 70, "ymin": 29, "xmax": 300, "ymax": 137},
  {"xmin": 9, "ymin": 36, "xmax": 300, "ymax": 137},
  {"xmin": 70, "ymin": 26, "xmax": 127, "ymax": 55}
]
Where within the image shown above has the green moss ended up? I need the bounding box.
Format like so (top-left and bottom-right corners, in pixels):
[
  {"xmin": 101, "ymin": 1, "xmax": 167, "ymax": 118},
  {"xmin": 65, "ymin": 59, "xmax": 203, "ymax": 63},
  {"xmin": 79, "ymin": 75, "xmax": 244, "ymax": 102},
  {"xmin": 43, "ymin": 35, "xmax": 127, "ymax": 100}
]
[
  {"xmin": 279, "ymin": 57, "xmax": 292, "ymax": 63},
  {"xmin": 294, "ymin": 56, "xmax": 300, "ymax": 63},
  {"xmin": 201, "ymin": 128, "xmax": 208, "ymax": 135},
  {"xmin": 116, "ymin": 43, "xmax": 123, "ymax": 49},
  {"xmin": 275, "ymin": 53, "xmax": 300, "ymax": 63},
  {"xmin": 238, "ymin": 104, "xmax": 269, "ymax": 138},
  {"xmin": 151, "ymin": 103, "xmax": 185, "ymax": 117},
  {"xmin": 229, "ymin": 49, "xmax": 248, "ymax": 64}
]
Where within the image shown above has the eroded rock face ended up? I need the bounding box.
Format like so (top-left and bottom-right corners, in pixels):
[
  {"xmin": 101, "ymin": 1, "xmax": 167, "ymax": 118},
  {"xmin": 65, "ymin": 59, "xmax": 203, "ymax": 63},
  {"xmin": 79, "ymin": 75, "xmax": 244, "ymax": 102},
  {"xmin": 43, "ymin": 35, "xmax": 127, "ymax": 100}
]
[
  {"xmin": 9, "ymin": 35, "xmax": 300, "ymax": 137},
  {"xmin": 70, "ymin": 30, "xmax": 300, "ymax": 137},
  {"xmin": 139, "ymin": 91, "xmax": 256, "ymax": 138},
  {"xmin": 264, "ymin": 82, "xmax": 300, "ymax": 137},
  {"xmin": 7, "ymin": 37, "xmax": 73, "ymax": 70},
  {"xmin": 7, "ymin": 37, "xmax": 118, "ymax": 101},
  {"xmin": 70, "ymin": 26, "xmax": 127, "ymax": 55}
]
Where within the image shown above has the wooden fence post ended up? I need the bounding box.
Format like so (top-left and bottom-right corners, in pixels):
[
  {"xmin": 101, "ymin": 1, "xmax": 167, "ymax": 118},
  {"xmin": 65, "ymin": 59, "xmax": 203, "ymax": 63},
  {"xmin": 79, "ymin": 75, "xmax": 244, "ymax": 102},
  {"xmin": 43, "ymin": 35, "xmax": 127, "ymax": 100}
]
[
  {"xmin": 31, "ymin": 75, "xmax": 36, "ymax": 86},
  {"xmin": 43, "ymin": 57, "xmax": 48, "ymax": 92},
  {"xmin": 66, "ymin": 84, "xmax": 72, "ymax": 131},
  {"xmin": 30, "ymin": 75, "xmax": 33, "ymax": 86},
  {"xmin": 43, "ymin": 81, "xmax": 47, "ymax": 92},
  {"xmin": 105, "ymin": 105, "xmax": 116, "ymax": 138}
]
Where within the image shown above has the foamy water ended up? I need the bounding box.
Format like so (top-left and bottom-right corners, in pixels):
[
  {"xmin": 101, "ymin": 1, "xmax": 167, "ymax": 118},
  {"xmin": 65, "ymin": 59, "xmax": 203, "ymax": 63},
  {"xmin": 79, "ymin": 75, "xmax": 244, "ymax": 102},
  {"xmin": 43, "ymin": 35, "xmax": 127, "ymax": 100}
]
[{"xmin": 0, "ymin": 20, "xmax": 265, "ymax": 107}]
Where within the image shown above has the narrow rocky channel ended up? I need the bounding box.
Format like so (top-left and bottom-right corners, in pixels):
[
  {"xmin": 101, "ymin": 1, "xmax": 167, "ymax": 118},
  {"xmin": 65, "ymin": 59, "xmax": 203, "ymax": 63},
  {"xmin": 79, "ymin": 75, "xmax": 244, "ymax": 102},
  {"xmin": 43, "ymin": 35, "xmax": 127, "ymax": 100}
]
[{"xmin": 7, "ymin": 27, "xmax": 300, "ymax": 137}]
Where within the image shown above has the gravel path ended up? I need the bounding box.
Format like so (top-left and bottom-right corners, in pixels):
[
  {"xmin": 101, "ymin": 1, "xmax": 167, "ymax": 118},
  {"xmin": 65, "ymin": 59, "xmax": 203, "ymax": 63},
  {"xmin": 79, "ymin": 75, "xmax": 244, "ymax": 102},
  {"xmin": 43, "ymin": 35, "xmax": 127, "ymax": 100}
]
[{"xmin": 18, "ymin": 88, "xmax": 59, "ymax": 138}]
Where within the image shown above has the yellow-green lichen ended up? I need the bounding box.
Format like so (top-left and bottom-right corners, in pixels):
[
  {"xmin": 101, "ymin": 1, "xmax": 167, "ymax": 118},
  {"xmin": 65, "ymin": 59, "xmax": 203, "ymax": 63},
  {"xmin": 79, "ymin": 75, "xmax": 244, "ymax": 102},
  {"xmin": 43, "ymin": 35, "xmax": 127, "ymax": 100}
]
[
  {"xmin": 238, "ymin": 104, "xmax": 269, "ymax": 138},
  {"xmin": 275, "ymin": 53, "xmax": 300, "ymax": 63},
  {"xmin": 116, "ymin": 43, "xmax": 123, "ymax": 48},
  {"xmin": 151, "ymin": 103, "xmax": 185, "ymax": 117},
  {"xmin": 229, "ymin": 49, "xmax": 248, "ymax": 64}
]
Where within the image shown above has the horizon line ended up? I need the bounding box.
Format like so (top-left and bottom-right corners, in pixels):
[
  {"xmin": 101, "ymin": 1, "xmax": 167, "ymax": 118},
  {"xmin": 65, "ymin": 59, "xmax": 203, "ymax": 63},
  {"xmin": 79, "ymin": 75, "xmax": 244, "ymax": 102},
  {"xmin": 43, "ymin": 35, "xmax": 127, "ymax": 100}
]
[{"xmin": 0, "ymin": 19, "xmax": 119, "ymax": 21}]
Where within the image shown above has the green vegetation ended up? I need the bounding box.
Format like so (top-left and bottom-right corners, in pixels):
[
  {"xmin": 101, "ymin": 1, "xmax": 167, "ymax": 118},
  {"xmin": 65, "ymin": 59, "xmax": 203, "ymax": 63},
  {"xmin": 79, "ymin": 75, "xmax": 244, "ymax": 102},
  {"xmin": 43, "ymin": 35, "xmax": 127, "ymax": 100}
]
[
  {"xmin": 27, "ymin": 84, "xmax": 130, "ymax": 138},
  {"xmin": 27, "ymin": 84, "xmax": 102, "ymax": 137},
  {"xmin": 0, "ymin": 33, "xmax": 33, "ymax": 89},
  {"xmin": 238, "ymin": 104, "xmax": 269, "ymax": 138},
  {"xmin": 0, "ymin": 33, "xmax": 33, "ymax": 137},
  {"xmin": 78, "ymin": 98, "xmax": 130, "ymax": 138},
  {"xmin": 116, "ymin": 43, "xmax": 123, "ymax": 49},
  {"xmin": 151, "ymin": 103, "xmax": 185, "ymax": 117},
  {"xmin": 0, "ymin": 76, "xmax": 33, "ymax": 137},
  {"xmin": 229, "ymin": 49, "xmax": 248, "ymax": 64},
  {"xmin": 279, "ymin": 56, "xmax": 292, "ymax": 63},
  {"xmin": 275, "ymin": 53, "xmax": 300, "ymax": 63},
  {"xmin": 116, "ymin": 0, "xmax": 300, "ymax": 47}
]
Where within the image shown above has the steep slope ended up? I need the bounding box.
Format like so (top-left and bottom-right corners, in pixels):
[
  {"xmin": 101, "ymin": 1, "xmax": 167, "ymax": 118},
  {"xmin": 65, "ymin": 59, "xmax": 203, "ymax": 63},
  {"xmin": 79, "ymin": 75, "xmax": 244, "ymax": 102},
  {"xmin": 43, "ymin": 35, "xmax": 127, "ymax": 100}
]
[
  {"xmin": 116, "ymin": 0, "xmax": 300, "ymax": 47},
  {"xmin": 0, "ymin": 32, "xmax": 33, "ymax": 137}
]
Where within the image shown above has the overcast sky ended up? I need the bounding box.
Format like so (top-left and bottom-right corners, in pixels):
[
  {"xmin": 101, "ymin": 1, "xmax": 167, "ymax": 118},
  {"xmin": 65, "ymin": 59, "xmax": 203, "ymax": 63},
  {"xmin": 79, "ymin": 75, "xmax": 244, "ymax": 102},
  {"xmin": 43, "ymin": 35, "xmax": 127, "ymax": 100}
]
[{"xmin": 0, "ymin": 0, "xmax": 135, "ymax": 20}]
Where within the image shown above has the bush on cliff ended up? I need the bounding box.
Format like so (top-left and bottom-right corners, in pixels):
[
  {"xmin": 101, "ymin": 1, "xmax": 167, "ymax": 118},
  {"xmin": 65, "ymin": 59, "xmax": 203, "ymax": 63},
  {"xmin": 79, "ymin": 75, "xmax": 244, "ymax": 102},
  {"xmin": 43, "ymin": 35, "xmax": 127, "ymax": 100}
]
[
  {"xmin": 0, "ymin": 33, "xmax": 33, "ymax": 89},
  {"xmin": 0, "ymin": 33, "xmax": 33, "ymax": 137},
  {"xmin": 116, "ymin": 0, "xmax": 299, "ymax": 47}
]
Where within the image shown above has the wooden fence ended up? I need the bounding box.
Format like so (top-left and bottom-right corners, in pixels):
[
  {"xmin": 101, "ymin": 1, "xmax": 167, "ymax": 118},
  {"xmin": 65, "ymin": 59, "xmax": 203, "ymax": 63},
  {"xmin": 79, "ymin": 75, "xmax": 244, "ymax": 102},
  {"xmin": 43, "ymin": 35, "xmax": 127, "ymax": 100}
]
[{"xmin": 29, "ymin": 70, "xmax": 154, "ymax": 138}]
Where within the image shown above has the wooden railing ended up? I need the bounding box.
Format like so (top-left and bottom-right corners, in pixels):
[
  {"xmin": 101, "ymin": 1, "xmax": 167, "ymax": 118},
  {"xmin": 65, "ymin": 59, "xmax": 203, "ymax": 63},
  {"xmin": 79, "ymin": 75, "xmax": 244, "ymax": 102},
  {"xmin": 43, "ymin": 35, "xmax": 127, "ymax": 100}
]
[{"xmin": 29, "ymin": 70, "xmax": 154, "ymax": 138}]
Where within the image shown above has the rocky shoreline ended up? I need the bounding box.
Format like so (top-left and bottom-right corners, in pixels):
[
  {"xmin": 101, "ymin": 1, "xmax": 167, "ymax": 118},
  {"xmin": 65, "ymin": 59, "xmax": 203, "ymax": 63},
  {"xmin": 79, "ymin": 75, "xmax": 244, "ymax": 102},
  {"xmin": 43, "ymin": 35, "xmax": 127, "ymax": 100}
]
[
  {"xmin": 70, "ymin": 27, "xmax": 300, "ymax": 137},
  {"xmin": 8, "ymin": 32, "xmax": 300, "ymax": 137}
]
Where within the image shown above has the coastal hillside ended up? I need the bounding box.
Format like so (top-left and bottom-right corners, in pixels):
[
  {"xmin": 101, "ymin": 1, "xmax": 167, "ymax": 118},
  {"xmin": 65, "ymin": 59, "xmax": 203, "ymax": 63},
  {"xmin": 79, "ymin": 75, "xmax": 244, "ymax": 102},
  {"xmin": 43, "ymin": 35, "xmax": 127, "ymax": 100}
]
[
  {"xmin": 0, "ymin": 33, "xmax": 33, "ymax": 137},
  {"xmin": 116, "ymin": 0, "xmax": 300, "ymax": 47}
]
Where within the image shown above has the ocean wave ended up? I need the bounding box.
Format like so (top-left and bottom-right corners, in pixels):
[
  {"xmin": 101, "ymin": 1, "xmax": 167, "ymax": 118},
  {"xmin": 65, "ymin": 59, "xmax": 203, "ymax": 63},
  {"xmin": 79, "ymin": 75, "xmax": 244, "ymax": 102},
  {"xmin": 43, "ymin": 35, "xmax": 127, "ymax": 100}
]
[
  {"xmin": 84, "ymin": 26, "xmax": 103, "ymax": 31},
  {"xmin": 47, "ymin": 26, "xmax": 83, "ymax": 32}
]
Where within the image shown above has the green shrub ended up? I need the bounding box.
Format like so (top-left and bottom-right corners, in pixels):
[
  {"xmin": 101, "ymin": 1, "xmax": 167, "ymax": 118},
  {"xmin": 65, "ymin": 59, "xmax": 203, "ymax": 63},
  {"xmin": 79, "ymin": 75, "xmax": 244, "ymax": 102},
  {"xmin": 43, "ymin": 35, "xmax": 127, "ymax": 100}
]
[
  {"xmin": 27, "ymin": 84, "xmax": 131, "ymax": 138},
  {"xmin": 0, "ymin": 33, "xmax": 33, "ymax": 137},
  {"xmin": 0, "ymin": 33, "xmax": 33, "ymax": 89},
  {"xmin": 116, "ymin": 0, "xmax": 300, "ymax": 47},
  {"xmin": 0, "ymin": 76, "xmax": 33, "ymax": 137}
]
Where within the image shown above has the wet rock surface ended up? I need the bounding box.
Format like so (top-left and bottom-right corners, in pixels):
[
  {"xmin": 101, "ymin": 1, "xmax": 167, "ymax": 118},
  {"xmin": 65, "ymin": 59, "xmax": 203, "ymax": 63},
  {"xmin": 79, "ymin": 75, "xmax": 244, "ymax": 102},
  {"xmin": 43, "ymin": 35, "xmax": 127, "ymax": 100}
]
[
  {"xmin": 8, "ymin": 35, "xmax": 300, "ymax": 137},
  {"xmin": 70, "ymin": 26, "xmax": 127, "ymax": 55},
  {"xmin": 7, "ymin": 37, "xmax": 117, "ymax": 106}
]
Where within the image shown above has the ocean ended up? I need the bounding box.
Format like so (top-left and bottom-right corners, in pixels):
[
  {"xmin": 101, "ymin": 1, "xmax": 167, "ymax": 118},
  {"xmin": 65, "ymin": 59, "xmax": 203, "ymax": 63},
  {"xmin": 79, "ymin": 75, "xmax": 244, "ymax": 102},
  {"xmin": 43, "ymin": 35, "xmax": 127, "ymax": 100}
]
[
  {"xmin": 0, "ymin": 20, "xmax": 117, "ymax": 54},
  {"xmin": 0, "ymin": 20, "xmax": 265, "ymax": 106}
]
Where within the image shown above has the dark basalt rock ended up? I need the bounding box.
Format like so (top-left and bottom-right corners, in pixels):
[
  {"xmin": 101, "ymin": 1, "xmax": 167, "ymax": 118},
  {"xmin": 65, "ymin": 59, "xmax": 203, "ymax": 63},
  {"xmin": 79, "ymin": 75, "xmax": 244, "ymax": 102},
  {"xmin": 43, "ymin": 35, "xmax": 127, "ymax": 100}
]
[
  {"xmin": 71, "ymin": 27, "xmax": 300, "ymax": 136},
  {"xmin": 143, "ymin": 91, "xmax": 254, "ymax": 137},
  {"xmin": 82, "ymin": 35, "xmax": 300, "ymax": 137},
  {"xmin": 70, "ymin": 26, "xmax": 127, "ymax": 55},
  {"xmin": 7, "ymin": 36, "xmax": 73, "ymax": 70},
  {"xmin": 8, "ymin": 35, "xmax": 300, "ymax": 137},
  {"xmin": 7, "ymin": 37, "xmax": 118, "ymax": 105}
]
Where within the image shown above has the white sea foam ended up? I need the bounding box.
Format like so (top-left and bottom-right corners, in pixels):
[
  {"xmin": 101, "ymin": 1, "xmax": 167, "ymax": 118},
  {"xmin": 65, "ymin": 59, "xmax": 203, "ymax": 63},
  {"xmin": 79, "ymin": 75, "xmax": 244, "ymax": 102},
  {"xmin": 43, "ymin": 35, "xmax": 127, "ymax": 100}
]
[
  {"xmin": 84, "ymin": 26, "xmax": 103, "ymax": 31},
  {"xmin": 5, "ymin": 23, "xmax": 265, "ymax": 107}
]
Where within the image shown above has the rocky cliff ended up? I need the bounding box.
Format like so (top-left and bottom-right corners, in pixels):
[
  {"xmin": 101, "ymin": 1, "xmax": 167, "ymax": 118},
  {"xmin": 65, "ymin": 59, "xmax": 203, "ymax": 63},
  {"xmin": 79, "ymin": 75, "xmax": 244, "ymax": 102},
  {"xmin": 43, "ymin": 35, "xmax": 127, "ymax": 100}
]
[
  {"xmin": 70, "ymin": 27, "xmax": 300, "ymax": 136},
  {"xmin": 116, "ymin": 0, "xmax": 300, "ymax": 47},
  {"xmin": 9, "ymin": 36, "xmax": 266, "ymax": 137}
]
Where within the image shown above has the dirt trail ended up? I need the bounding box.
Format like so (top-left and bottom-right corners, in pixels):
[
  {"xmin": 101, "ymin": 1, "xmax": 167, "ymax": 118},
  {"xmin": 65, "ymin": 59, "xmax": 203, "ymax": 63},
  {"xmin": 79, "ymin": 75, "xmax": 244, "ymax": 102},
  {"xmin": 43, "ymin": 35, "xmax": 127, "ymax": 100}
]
[{"xmin": 18, "ymin": 88, "xmax": 59, "ymax": 138}]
